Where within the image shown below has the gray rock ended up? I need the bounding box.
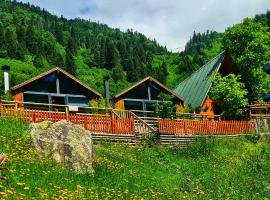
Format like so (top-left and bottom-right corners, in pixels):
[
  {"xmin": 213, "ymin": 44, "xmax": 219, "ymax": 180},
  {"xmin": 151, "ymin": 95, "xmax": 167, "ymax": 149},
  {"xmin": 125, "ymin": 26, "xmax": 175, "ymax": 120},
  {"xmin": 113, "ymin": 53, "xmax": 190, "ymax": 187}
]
[
  {"xmin": 29, "ymin": 120, "xmax": 94, "ymax": 174},
  {"xmin": 259, "ymin": 132, "xmax": 270, "ymax": 142}
]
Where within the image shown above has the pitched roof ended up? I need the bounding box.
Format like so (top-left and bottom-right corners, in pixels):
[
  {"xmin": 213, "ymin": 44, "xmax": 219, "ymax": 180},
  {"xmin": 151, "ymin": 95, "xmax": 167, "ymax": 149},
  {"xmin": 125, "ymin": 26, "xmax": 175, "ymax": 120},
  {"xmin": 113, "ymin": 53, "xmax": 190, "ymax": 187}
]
[
  {"xmin": 11, "ymin": 67, "xmax": 102, "ymax": 97},
  {"xmin": 114, "ymin": 76, "xmax": 184, "ymax": 102},
  {"xmin": 173, "ymin": 51, "xmax": 227, "ymax": 109}
]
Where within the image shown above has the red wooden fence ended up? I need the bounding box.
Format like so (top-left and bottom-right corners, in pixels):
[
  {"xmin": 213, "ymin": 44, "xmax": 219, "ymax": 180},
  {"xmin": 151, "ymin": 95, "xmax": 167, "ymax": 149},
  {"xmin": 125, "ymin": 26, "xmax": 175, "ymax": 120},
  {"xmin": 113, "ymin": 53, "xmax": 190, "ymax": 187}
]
[
  {"xmin": 158, "ymin": 119, "xmax": 254, "ymax": 135},
  {"xmin": 0, "ymin": 107, "xmax": 135, "ymax": 135}
]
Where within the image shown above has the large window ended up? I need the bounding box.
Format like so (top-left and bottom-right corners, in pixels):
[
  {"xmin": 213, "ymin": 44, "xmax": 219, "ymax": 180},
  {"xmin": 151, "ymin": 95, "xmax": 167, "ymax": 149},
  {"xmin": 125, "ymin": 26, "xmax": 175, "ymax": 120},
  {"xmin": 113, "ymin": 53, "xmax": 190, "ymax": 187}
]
[
  {"xmin": 23, "ymin": 93, "xmax": 49, "ymax": 103},
  {"xmin": 67, "ymin": 97, "xmax": 88, "ymax": 107},
  {"xmin": 124, "ymin": 100, "xmax": 143, "ymax": 111}
]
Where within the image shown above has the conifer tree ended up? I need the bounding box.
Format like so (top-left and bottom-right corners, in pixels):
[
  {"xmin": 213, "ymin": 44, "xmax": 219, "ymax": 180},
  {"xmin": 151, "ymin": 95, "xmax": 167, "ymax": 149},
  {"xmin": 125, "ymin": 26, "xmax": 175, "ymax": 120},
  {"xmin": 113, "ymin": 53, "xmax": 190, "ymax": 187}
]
[
  {"xmin": 0, "ymin": 22, "xmax": 5, "ymax": 50},
  {"xmin": 65, "ymin": 50, "xmax": 76, "ymax": 76},
  {"xmin": 5, "ymin": 26, "xmax": 18, "ymax": 58}
]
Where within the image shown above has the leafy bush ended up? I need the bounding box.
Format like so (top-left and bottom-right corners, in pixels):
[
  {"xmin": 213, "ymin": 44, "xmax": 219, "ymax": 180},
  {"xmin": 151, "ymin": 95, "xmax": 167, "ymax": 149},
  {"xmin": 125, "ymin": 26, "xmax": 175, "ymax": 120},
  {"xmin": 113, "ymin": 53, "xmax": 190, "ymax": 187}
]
[
  {"xmin": 154, "ymin": 93, "xmax": 176, "ymax": 119},
  {"xmin": 210, "ymin": 74, "xmax": 248, "ymax": 117}
]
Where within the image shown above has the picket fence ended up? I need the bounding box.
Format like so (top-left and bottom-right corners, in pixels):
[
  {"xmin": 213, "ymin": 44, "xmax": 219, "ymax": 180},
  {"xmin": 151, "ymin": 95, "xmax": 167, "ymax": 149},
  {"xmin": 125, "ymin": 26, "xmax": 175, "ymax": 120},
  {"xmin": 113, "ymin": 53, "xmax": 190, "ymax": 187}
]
[
  {"xmin": 0, "ymin": 107, "xmax": 135, "ymax": 135},
  {"xmin": 158, "ymin": 119, "xmax": 254, "ymax": 135}
]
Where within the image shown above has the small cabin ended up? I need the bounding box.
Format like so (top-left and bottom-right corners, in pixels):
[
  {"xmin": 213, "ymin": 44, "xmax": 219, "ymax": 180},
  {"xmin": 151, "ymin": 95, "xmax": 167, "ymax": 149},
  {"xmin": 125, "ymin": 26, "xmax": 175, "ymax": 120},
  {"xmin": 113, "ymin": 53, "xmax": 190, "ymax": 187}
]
[
  {"xmin": 173, "ymin": 51, "xmax": 237, "ymax": 116},
  {"xmin": 11, "ymin": 67, "xmax": 101, "ymax": 107},
  {"xmin": 113, "ymin": 76, "xmax": 184, "ymax": 111}
]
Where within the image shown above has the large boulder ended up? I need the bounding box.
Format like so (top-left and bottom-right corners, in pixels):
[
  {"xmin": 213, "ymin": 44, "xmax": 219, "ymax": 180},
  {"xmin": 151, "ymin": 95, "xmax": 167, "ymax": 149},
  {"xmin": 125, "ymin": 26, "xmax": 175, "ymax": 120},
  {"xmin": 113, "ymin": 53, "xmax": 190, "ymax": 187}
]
[{"xmin": 29, "ymin": 120, "xmax": 94, "ymax": 174}]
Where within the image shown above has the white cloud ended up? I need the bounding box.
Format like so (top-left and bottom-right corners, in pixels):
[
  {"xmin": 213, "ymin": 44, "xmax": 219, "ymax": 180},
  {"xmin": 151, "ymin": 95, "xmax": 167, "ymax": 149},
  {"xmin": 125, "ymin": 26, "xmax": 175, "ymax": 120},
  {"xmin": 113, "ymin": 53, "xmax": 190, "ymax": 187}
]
[{"xmin": 20, "ymin": 0, "xmax": 270, "ymax": 50}]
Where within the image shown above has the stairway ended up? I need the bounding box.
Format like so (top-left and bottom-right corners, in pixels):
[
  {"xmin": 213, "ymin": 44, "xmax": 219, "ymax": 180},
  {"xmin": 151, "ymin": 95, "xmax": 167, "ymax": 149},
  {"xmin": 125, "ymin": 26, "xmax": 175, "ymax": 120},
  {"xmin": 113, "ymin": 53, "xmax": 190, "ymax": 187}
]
[
  {"xmin": 159, "ymin": 134, "xmax": 196, "ymax": 146},
  {"xmin": 92, "ymin": 133, "xmax": 138, "ymax": 144}
]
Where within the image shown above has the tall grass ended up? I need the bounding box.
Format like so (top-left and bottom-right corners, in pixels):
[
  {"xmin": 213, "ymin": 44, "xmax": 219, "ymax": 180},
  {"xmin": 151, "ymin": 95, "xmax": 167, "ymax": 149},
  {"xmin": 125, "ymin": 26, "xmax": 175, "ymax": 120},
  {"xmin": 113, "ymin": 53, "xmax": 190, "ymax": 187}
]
[{"xmin": 0, "ymin": 117, "xmax": 270, "ymax": 199}]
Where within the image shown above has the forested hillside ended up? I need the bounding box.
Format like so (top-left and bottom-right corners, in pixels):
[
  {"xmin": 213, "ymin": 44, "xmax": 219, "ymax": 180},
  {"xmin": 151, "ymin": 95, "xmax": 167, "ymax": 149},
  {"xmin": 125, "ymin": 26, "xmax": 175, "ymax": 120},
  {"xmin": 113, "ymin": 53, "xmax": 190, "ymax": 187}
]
[
  {"xmin": 0, "ymin": 0, "xmax": 221, "ymax": 96},
  {"xmin": 0, "ymin": 0, "xmax": 268, "ymax": 105}
]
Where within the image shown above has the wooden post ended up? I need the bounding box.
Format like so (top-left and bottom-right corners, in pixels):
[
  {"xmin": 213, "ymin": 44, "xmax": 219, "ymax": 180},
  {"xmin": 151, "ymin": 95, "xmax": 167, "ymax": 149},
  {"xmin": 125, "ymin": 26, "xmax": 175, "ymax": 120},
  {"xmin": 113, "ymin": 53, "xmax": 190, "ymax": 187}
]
[
  {"xmin": 184, "ymin": 120, "xmax": 187, "ymax": 135},
  {"xmin": 83, "ymin": 115, "xmax": 88, "ymax": 129},
  {"xmin": 65, "ymin": 106, "xmax": 70, "ymax": 121},
  {"xmin": 14, "ymin": 102, "xmax": 18, "ymax": 118},
  {"xmin": 32, "ymin": 112, "xmax": 36, "ymax": 123}
]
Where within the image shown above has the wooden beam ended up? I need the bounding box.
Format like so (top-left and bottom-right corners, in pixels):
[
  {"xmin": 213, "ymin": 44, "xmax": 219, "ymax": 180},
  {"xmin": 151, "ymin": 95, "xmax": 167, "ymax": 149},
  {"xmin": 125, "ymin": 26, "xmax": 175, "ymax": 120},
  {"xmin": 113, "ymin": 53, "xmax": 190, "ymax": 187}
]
[
  {"xmin": 142, "ymin": 102, "xmax": 147, "ymax": 111},
  {"xmin": 24, "ymin": 91, "xmax": 87, "ymax": 98},
  {"xmin": 48, "ymin": 94, "xmax": 52, "ymax": 111},
  {"xmin": 56, "ymin": 77, "xmax": 60, "ymax": 94},
  {"xmin": 124, "ymin": 98, "xmax": 170, "ymax": 103},
  {"xmin": 148, "ymin": 86, "xmax": 151, "ymax": 100}
]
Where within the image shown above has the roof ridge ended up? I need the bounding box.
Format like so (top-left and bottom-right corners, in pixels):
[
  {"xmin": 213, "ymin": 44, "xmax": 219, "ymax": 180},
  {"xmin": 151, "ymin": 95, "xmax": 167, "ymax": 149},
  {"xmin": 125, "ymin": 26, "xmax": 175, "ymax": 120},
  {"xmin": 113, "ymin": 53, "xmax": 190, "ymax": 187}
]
[
  {"xmin": 173, "ymin": 50, "xmax": 225, "ymax": 91},
  {"xmin": 173, "ymin": 51, "xmax": 226, "ymax": 109},
  {"xmin": 114, "ymin": 76, "xmax": 184, "ymax": 102}
]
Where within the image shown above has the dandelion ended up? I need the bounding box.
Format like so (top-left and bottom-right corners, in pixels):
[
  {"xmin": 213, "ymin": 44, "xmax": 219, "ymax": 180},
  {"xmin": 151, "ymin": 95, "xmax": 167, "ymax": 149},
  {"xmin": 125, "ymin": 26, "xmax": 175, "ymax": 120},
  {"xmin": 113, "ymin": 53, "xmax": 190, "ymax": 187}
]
[{"xmin": 7, "ymin": 189, "xmax": 14, "ymax": 194}]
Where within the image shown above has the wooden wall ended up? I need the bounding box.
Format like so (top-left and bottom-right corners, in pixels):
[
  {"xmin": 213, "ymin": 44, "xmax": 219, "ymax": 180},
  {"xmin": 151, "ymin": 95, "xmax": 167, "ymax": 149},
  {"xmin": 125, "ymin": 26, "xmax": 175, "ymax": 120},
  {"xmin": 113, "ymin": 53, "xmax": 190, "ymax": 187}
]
[
  {"xmin": 13, "ymin": 92, "xmax": 22, "ymax": 102},
  {"xmin": 200, "ymin": 96, "xmax": 215, "ymax": 116},
  {"xmin": 114, "ymin": 98, "xmax": 125, "ymax": 110}
]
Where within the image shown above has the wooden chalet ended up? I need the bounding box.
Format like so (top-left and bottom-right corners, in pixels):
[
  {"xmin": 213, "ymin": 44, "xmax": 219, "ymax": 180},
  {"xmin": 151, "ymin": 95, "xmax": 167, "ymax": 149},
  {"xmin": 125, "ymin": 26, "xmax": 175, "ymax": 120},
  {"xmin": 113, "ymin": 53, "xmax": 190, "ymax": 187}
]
[
  {"xmin": 11, "ymin": 67, "xmax": 101, "ymax": 107},
  {"xmin": 113, "ymin": 76, "xmax": 184, "ymax": 111},
  {"xmin": 173, "ymin": 51, "xmax": 236, "ymax": 116}
]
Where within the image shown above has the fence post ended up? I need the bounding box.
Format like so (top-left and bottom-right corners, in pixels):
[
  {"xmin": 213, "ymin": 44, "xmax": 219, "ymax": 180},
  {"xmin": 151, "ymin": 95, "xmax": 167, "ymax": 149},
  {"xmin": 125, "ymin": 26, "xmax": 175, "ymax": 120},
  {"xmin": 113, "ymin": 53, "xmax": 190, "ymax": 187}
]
[
  {"xmin": 83, "ymin": 115, "xmax": 88, "ymax": 129},
  {"xmin": 183, "ymin": 120, "xmax": 187, "ymax": 135},
  {"xmin": 32, "ymin": 112, "xmax": 36, "ymax": 123},
  {"xmin": 65, "ymin": 106, "xmax": 70, "ymax": 121}
]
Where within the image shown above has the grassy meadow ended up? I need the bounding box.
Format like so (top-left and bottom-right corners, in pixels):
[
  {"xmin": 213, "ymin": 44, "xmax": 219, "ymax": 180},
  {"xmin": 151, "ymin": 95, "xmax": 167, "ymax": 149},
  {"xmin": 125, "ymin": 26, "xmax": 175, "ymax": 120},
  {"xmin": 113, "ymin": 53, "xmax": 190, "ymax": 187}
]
[{"xmin": 0, "ymin": 117, "xmax": 270, "ymax": 199}]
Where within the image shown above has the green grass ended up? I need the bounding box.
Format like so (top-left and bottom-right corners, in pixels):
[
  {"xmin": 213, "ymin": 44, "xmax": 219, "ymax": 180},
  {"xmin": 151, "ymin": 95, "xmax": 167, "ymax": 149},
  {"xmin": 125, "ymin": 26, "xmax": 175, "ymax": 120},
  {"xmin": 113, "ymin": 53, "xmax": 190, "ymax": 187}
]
[{"xmin": 0, "ymin": 117, "xmax": 270, "ymax": 199}]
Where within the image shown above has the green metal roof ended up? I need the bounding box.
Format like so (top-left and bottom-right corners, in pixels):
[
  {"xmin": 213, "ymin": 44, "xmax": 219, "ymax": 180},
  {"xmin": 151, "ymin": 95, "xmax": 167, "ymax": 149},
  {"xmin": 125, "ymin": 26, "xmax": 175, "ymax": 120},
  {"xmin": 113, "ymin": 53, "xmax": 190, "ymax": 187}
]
[{"xmin": 173, "ymin": 51, "xmax": 226, "ymax": 109}]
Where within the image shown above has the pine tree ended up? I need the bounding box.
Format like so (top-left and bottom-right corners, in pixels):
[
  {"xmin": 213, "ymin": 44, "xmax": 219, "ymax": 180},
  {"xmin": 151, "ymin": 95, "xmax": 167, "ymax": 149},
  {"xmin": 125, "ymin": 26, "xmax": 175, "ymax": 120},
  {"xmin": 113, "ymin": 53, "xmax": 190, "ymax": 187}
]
[
  {"xmin": 106, "ymin": 41, "xmax": 117, "ymax": 69},
  {"xmin": 55, "ymin": 23, "xmax": 64, "ymax": 44},
  {"xmin": 92, "ymin": 45, "xmax": 101, "ymax": 67},
  {"xmin": 99, "ymin": 36, "xmax": 106, "ymax": 68},
  {"xmin": 25, "ymin": 25, "xmax": 38, "ymax": 54},
  {"xmin": 65, "ymin": 50, "xmax": 76, "ymax": 76},
  {"xmin": 156, "ymin": 62, "xmax": 168, "ymax": 83},
  {"xmin": 5, "ymin": 26, "xmax": 18, "ymax": 58},
  {"xmin": 33, "ymin": 53, "xmax": 45, "ymax": 68},
  {"xmin": 127, "ymin": 56, "xmax": 140, "ymax": 82},
  {"xmin": 0, "ymin": 22, "xmax": 5, "ymax": 50},
  {"xmin": 111, "ymin": 48, "xmax": 125, "ymax": 81},
  {"xmin": 67, "ymin": 36, "xmax": 76, "ymax": 55}
]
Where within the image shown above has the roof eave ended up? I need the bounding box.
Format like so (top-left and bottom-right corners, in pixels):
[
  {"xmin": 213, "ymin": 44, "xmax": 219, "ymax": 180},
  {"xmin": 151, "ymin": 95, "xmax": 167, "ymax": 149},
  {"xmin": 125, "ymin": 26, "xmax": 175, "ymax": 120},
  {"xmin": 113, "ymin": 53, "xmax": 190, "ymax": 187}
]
[
  {"xmin": 113, "ymin": 76, "xmax": 184, "ymax": 103},
  {"xmin": 11, "ymin": 67, "xmax": 102, "ymax": 97}
]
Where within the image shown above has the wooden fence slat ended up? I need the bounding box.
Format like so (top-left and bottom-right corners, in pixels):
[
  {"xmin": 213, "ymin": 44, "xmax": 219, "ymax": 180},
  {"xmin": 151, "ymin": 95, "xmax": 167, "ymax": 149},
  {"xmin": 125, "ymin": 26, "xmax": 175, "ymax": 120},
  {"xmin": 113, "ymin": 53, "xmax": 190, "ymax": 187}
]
[{"xmin": 158, "ymin": 119, "xmax": 254, "ymax": 135}]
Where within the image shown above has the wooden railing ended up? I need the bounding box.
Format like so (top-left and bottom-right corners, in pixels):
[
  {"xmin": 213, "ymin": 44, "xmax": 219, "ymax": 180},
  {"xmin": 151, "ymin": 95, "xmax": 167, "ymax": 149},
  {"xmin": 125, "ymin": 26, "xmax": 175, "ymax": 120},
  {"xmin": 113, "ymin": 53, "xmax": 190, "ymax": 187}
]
[
  {"xmin": 249, "ymin": 104, "xmax": 270, "ymax": 119},
  {"xmin": 158, "ymin": 119, "xmax": 254, "ymax": 135},
  {"xmin": 0, "ymin": 102, "xmax": 134, "ymax": 135},
  {"xmin": 0, "ymin": 101, "xmax": 254, "ymax": 136},
  {"xmin": 131, "ymin": 112, "xmax": 156, "ymax": 140}
]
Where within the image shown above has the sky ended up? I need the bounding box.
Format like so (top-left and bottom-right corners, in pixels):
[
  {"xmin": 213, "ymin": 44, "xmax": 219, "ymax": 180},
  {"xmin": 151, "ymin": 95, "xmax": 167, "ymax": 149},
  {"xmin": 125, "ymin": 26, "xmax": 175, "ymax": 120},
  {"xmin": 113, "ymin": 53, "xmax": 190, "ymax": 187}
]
[{"xmin": 20, "ymin": 0, "xmax": 270, "ymax": 51}]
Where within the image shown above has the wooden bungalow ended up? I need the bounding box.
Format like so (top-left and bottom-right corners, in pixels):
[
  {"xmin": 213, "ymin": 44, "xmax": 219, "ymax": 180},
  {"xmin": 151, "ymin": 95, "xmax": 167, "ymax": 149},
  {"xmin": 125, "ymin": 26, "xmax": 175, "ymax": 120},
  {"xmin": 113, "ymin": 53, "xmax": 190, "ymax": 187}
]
[
  {"xmin": 113, "ymin": 76, "xmax": 184, "ymax": 111},
  {"xmin": 173, "ymin": 51, "xmax": 237, "ymax": 116},
  {"xmin": 11, "ymin": 67, "xmax": 101, "ymax": 107}
]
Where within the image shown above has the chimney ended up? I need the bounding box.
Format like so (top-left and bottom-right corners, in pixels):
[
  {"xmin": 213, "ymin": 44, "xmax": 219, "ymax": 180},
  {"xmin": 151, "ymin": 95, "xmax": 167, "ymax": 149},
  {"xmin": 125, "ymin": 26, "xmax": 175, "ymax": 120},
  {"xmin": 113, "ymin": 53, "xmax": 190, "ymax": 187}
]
[
  {"xmin": 104, "ymin": 76, "xmax": 110, "ymax": 106},
  {"xmin": 2, "ymin": 65, "xmax": 10, "ymax": 94}
]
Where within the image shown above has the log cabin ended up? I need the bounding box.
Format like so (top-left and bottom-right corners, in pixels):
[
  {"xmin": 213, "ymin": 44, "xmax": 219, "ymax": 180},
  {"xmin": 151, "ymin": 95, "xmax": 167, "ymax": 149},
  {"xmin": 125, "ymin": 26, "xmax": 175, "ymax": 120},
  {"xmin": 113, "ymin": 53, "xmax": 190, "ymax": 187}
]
[
  {"xmin": 113, "ymin": 76, "xmax": 184, "ymax": 112},
  {"xmin": 173, "ymin": 51, "xmax": 237, "ymax": 116},
  {"xmin": 11, "ymin": 67, "xmax": 101, "ymax": 107}
]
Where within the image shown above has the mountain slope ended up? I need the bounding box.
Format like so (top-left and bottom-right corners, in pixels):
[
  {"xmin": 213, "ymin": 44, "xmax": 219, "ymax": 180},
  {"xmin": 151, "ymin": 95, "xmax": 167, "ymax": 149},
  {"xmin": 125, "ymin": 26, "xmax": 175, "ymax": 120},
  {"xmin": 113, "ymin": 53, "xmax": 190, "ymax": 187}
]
[{"xmin": 0, "ymin": 0, "xmax": 222, "ymax": 97}]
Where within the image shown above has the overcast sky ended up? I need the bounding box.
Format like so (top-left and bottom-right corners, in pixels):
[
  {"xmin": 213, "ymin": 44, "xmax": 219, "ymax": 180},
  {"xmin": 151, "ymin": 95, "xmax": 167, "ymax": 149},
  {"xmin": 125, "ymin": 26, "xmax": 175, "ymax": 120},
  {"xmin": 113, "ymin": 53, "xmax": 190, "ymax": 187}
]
[{"xmin": 20, "ymin": 0, "xmax": 270, "ymax": 51}]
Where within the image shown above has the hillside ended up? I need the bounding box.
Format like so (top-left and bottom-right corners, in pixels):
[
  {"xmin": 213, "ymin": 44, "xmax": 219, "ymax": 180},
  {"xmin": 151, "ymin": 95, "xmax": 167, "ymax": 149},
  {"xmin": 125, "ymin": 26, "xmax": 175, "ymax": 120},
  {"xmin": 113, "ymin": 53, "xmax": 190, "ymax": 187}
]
[
  {"xmin": 0, "ymin": 0, "xmax": 221, "ymax": 96},
  {"xmin": 0, "ymin": 117, "xmax": 270, "ymax": 199},
  {"xmin": 0, "ymin": 0, "xmax": 268, "ymax": 105}
]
